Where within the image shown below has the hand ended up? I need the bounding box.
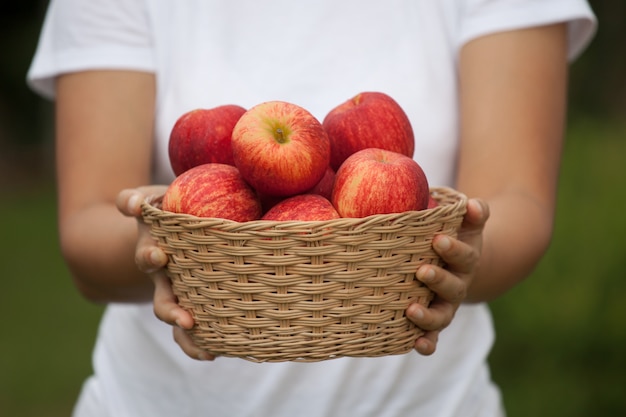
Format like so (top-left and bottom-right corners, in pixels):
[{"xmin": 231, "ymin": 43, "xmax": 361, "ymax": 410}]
[
  {"xmin": 116, "ymin": 186, "xmax": 215, "ymax": 361},
  {"xmin": 406, "ymin": 198, "xmax": 490, "ymax": 355}
]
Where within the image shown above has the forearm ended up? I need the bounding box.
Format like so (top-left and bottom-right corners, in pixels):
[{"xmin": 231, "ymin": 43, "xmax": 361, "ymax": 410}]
[
  {"xmin": 54, "ymin": 70, "xmax": 157, "ymax": 304},
  {"xmin": 59, "ymin": 202, "xmax": 153, "ymax": 303},
  {"xmin": 456, "ymin": 23, "xmax": 567, "ymax": 303},
  {"xmin": 465, "ymin": 187, "xmax": 555, "ymax": 303}
]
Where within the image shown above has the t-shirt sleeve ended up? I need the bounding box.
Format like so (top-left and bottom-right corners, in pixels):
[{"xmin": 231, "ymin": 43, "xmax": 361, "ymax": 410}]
[
  {"xmin": 457, "ymin": 0, "xmax": 597, "ymax": 61},
  {"xmin": 27, "ymin": 0, "xmax": 155, "ymax": 100}
]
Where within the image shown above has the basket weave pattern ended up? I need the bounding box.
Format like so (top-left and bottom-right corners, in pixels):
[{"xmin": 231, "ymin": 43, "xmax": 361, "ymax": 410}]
[{"xmin": 141, "ymin": 187, "xmax": 467, "ymax": 362}]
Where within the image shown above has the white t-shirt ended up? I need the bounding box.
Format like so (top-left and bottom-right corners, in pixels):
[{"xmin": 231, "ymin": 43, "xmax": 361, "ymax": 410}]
[{"xmin": 28, "ymin": 1, "xmax": 595, "ymax": 416}]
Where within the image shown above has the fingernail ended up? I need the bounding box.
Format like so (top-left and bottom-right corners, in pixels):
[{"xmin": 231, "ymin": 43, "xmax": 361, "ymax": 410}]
[
  {"xmin": 472, "ymin": 199, "xmax": 483, "ymax": 217},
  {"xmin": 416, "ymin": 338, "xmax": 432, "ymax": 355},
  {"xmin": 435, "ymin": 236, "xmax": 451, "ymax": 251},
  {"xmin": 416, "ymin": 339, "xmax": 427, "ymax": 351},
  {"xmin": 410, "ymin": 305, "xmax": 424, "ymax": 320},
  {"xmin": 419, "ymin": 267, "xmax": 435, "ymax": 284},
  {"xmin": 150, "ymin": 249, "xmax": 165, "ymax": 266},
  {"xmin": 150, "ymin": 248, "xmax": 167, "ymax": 269},
  {"xmin": 128, "ymin": 193, "xmax": 140, "ymax": 210},
  {"xmin": 198, "ymin": 352, "xmax": 214, "ymax": 361}
]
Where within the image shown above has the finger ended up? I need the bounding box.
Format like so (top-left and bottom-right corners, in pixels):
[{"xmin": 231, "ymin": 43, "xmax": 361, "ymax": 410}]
[
  {"xmin": 173, "ymin": 327, "xmax": 215, "ymax": 361},
  {"xmin": 432, "ymin": 235, "xmax": 478, "ymax": 274},
  {"xmin": 414, "ymin": 330, "xmax": 439, "ymax": 356},
  {"xmin": 462, "ymin": 198, "xmax": 490, "ymax": 231},
  {"xmin": 152, "ymin": 272, "xmax": 194, "ymax": 329},
  {"xmin": 116, "ymin": 188, "xmax": 144, "ymax": 217},
  {"xmin": 406, "ymin": 298, "xmax": 456, "ymax": 332},
  {"xmin": 116, "ymin": 185, "xmax": 169, "ymax": 217},
  {"xmin": 416, "ymin": 264, "xmax": 467, "ymax": 305},
  {"xmin": 135, "ymin": 223, "xmax": 168, "ymax": 273}
]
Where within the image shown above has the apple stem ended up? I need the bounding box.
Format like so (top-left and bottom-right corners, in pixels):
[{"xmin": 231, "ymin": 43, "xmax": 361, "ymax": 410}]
[{"xmin": 275, "ymin": 128, "xmax": 287, "ymax": 143}]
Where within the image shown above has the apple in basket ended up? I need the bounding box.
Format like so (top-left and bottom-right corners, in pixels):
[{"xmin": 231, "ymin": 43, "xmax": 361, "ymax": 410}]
[
  {"xmin": 427, "ymin": 195, "xmax": 439, "ymax": 209},
  {"xmin": 231, "ymin": 101, "xmax": 331, "ymax": 197},
  {"xmin": 259, "ymin": 165, "xmax": 337, "ymax": 214},
  {"xmin": 161, "ymin": 163, "xmax": 262, "ymax": 221},
  {"xmin": 331, "ymin": 148, "xmax": 429, "ymax": 218},
  {"xmin": 305, "ymin": 165, "xmax": 336, "ymax": 201},
  {"xmin": 168, "ymin": 104, "xmax": 247, "ymax": 176},
  {"xmin": 322, "ymin": 91, "xmax": 415, "ymax": 171},
  {"xmin": 261, "ymin": 193, "xmax": 340, "ymax": 221}
]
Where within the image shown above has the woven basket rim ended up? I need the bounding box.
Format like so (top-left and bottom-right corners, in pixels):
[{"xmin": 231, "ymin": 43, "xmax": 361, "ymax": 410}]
[
  {"xmin": 141, "ymin": 186, "xmax": 467, "ymax": 228},
  {"xmin": 139, "ymin": 186, "xmax": 468, "ymax": 362}
]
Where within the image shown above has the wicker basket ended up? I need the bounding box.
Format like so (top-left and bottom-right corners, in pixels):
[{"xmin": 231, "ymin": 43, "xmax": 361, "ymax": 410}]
[{"xmin": 141, "ymin": 187, "xmax": 467, "ymax": 362}]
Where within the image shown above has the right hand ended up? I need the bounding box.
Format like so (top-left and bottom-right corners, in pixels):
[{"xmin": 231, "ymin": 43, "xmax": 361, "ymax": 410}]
[{"xmin": 116, "ymin": 186, "xmax": 216, "ymax": 361}]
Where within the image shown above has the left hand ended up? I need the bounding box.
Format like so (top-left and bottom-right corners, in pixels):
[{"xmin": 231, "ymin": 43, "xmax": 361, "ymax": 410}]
[
  {"xmin": 406, "ymin": 198, "xmax": 490, "ymax": 355},
  {"xmin": 117, "ymin": 186, "xmax": 216, "ymax": 361}
]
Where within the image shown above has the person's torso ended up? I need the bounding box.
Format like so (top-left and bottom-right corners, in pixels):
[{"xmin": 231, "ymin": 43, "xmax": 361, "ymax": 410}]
[{"xmin": 95, "ymin": 2, "xmax": 500, "ymax": 416}]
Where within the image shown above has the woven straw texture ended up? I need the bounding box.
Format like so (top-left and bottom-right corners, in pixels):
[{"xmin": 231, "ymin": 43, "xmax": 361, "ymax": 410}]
[{"xmin": 141, "ymin": 187, "xmax": 467, "ymax": 362}]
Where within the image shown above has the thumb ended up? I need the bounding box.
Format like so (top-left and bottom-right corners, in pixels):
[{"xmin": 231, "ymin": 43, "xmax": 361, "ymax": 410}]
[
  {"xmin": 116, "ymin": 185, "xmax": 169, "ymax": 217},
  {"xmin": 463, "ymin": 198, "xmax": 490, "ymax": 230}
]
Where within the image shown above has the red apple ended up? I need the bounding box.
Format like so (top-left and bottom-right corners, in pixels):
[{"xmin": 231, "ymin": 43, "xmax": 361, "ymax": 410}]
[
  {"xmin": 258, "ymin": 164, "xmax": 334, "ymax": 214},
  {"xmin": 231, "ymin": 101, "xmax": 330, "ymax": 197},
  {"xmin": 162, "ymin": 163, "xmax": 262, "ymax": 221},
  {"xmin": 322, "ymin": 92, "xmax": 415, "ymax": 171},
  {"xmin": 258, "ymin": 192, "xmax": 286, "ymax": 215},
  {"xmin": 305, "ymin": 165, "xmax": 335, "ymax": 200},
  {"xmin": 168, "ymin": 104, "xmax": 246, "ymax": 176},
  {"xmin": 261, "ymin": 194, "xmax": 340, "ymax": 221},
  {"xmin": 427, "ymin": 195, "xmax": 439, "ymax": 209},
  {"xmin": 331, "ymin": 148, "xmax": 429, "ymax": 218}
]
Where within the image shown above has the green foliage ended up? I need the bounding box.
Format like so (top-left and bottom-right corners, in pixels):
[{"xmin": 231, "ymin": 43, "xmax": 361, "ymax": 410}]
[
  {"xmin": 489, "ymin": 119, "xmax": 626, "ymax": 417},
  {"xmin": 568, "ymin": 0, "xmax": 626, "ymax": 120},
  {"xmin": 0, "ymin": 187, "xmax": 104, "ymax": 417},
  {"xmin": 0, "ymin": 1, "xmax": 50, "ymax": 146}
]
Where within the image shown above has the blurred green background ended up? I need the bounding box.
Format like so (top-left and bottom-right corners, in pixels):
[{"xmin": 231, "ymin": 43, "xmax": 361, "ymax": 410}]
[{"xmin": 1, "ymin": 2, "xmax": 624, "ymax": 416}]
